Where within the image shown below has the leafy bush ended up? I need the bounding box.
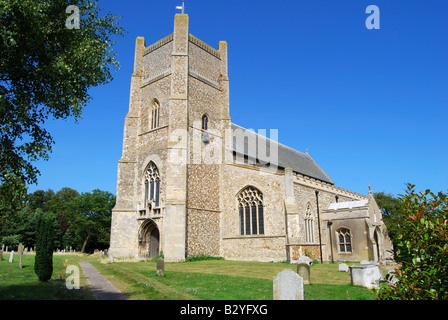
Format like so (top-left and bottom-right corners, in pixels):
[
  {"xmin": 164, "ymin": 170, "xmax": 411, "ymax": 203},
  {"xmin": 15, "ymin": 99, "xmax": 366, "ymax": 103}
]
[
  {"xmin": 376, "ymin": 184, "xmax": 447, "ymax": 300},
  {"xmin": 34, "ymin": 210, "xmax": 56, "ymax": 282}
]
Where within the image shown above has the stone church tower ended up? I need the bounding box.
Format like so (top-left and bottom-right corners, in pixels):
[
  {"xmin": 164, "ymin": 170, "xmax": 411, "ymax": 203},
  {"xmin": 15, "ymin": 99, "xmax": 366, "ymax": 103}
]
[
  {"xmin": 110, "ymin": 13, "xmax": 394, "ymax": 263},
  {"xmin": 110, "ymin": 14, "xmax": 230, "ymax": 262}
]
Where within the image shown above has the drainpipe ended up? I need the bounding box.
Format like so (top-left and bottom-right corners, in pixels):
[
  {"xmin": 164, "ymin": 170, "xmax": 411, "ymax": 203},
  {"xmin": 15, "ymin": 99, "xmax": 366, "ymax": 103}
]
[
  {"xmin": 327, "ymin": 220, "xmax": 334, "ymax": 263},
  {"xmin": 315, "ymin": 190, "xmax": 323, "ymax": 263}
]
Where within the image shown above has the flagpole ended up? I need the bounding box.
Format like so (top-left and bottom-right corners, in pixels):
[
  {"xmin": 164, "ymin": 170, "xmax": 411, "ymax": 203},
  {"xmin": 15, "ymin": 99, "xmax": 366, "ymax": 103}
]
[{"xmin": 176, "ymin": 2, "xmax": 185, "ymax": 14}]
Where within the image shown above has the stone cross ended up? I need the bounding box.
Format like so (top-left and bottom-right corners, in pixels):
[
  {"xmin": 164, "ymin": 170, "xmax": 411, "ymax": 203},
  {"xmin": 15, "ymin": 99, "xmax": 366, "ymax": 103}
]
[
  {"xmin": 157, "ymin": 258, "xmax": 165, "ymax": 277},
  {"xmin": 9, "ymin": 251, "xmax": 14, "ymax": 263},
  {"xmin": 297, "ymin": 263, "xmax": 311, "ymax": 285},
  {"xmin": 273, "ymin": 269, "xmax": 304, "ymax": 300}
]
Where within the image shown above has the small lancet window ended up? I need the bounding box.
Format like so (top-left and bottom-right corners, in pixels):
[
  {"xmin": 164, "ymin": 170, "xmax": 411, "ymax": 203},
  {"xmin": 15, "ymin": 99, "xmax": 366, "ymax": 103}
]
[
  {"xmin": 151, "ymin": 100, "xmax": 160, "ymax": 129},
  {"xmin": 304, "ymin": 203, "xmax": 314, "ymax": 243},
  {"xmin": 202, "ymin": 114, "xmax": 208, "ymax": 131}
]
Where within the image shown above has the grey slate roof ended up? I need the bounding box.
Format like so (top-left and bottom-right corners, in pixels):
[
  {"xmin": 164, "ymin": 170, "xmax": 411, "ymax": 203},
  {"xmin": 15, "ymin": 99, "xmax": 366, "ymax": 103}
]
[{"xmin": 231, "ymin": 123, "xmax": 335, "ymax": 185}]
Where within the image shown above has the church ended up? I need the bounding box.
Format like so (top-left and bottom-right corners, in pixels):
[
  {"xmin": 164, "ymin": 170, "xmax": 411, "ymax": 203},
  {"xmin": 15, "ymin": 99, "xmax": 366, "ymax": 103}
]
[{"xmin": 109, "ymin": 13, "xmax": 393, "ymax": 264}]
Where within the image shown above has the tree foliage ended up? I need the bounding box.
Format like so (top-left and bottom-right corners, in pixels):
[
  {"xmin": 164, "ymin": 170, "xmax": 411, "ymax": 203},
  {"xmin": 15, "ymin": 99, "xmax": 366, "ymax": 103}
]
[
  {"xmin": 34, "ymin": 209, "xmax": 56, "ymax": 282},
  {"xmin": 0, "ymin": 0, "xmax": 125, "ymax": 185},
  {"xmin": 376, "ymin": 184, "xmax": 448, "ymax": 300},
  {"xmin": 0, "ymin": 184, "xmax": 115, "ymax": 253}
]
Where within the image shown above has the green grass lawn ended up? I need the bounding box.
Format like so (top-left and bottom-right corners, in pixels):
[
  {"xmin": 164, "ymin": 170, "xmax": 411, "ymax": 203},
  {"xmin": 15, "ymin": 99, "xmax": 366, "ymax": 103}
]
[
  {"xmin": 91, "ymin": 259, "xmax": 378, "ymax": 300},
  {"xmin": 0, "ymin": 253, "xmax": 94, "ymax": 300},
  {"xmin": 0, "ymin": 254, "xmax": 378, "ymax": 300}
]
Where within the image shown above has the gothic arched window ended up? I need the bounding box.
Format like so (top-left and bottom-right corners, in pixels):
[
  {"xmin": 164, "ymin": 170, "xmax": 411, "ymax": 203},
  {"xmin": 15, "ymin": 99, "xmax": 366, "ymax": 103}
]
[
  {"xmin": 237, "ymin": 186, "xmax": 264, "ymax": 235},
  {"xmin": 144, "ymin": 162, "xmax": 160, "ymax": 208},
  {"xmin": 337, "ymin": 228, "xmax": 352, "ymax": 253},
  {"xmin": 202, "ymin": 114, "xmax": 208, "ymax": 131},
  {"xmin": 304, "ymin": 203, "xmax": 314, "ymax": 243},
  {"xmin": 151, "ymin": 100, "xmax": 160, "ymax": 129}
]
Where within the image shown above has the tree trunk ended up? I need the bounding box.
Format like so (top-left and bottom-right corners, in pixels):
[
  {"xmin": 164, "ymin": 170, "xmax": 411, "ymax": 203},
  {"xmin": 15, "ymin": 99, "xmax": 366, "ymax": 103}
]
[{"xmin": 81, "ymin": 232, "xmax": 91, "ymax": 253}]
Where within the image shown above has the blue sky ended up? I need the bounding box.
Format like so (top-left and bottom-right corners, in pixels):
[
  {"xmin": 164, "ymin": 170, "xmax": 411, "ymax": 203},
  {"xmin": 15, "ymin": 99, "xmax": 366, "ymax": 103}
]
[{"xmin": 28, "ymin": 0, "xmax": 447, "ymax": 197}]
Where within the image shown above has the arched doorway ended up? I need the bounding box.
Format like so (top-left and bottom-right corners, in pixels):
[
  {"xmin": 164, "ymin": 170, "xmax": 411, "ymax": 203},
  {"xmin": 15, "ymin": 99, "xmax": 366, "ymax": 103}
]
[{"xmin": 138, "ymin": 219, "xmax": 160, "ymax": 258}]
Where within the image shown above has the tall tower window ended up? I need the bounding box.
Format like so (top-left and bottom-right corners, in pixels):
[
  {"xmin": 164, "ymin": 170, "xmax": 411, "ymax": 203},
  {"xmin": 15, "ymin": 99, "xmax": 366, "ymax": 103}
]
[
  {"xmin": 238, "ymin": 186, "xmax": 264, "ymax": 235},
  {"xmin": 202, "ymin": 114, "xmax": 208, "ymax": 131},
  {"xmin": 151, "ymin": 100, "xmax": 160, "ymax": 129},
  {"xmin": 144, "ymin": 162, "xmax": 160, "ymax": 208}
]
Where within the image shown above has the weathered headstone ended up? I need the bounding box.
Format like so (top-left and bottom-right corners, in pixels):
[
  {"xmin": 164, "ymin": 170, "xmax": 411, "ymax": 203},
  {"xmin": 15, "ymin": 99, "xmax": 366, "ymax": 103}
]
[
  {"xmin": 273, "ymin": 269, "xmax": 304, "ymax": 300},
  {"xmin": 349, "ymin": 264, "xmax": 383, "ymax": 289},
  {"xmin": 109, "ymin": 254, "xmax": 114, "ymax": 263},
  {"xmin": 9, "ymin": 251, "xmax": 14, "ymax": 263},
  {"xmin": 298, "ymin": 255, "xmax": 313, "ymax": 266},
  {"xmin": 157, "ymin": 258, "xmax": 165, "ymax": 277},
  {"xmin": 297, "ymin": 263, "xmax": 310, "ymax": 285},
  {"xmin": 338, "ymin": 263, "xmax": 349, "ymax": 272},
  {"xmin": 0, "ymin": 250, "xmax": 3, "ymax": 261},
  {"xmin": 18, "ymin": 244, "xmax": 24, "ymax": 268},
  {"xmin": 99, "ymin": 250, "xmax": 103, "ymax": 258}
]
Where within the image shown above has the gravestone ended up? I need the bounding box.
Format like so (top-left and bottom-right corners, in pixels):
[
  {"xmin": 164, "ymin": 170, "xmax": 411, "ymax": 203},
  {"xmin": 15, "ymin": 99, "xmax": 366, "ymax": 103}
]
[
  {"xmin": 109, "ymin": 254, "xmax": 114, "ymax": 263},
  {"xmin": 338, "ymin": 263, "xmax": 349, "ymax": 272},
  {"xmin": 0, "ymin": 250, "xmax": 3, "ymax": 261},
  {"xmin": 349, "ymin": 264, "xmax": 383, "ymax": 289},
  {"xmin": 9, "ymin": 251, "xmax": 14, "ymax": 263},
  {"xmin": 18, "ymin": 244, "xmax": 24, "ymax": 268},
  {"xmin": 157, "ymin": 258, "xmax": 165, "ymax": 277},
  {"xmin": 298, "ymin": 256, "xmax": 313, "ymax": 266},
  {"xmin": 273, "ymin": 269, "xmax": 304, "ymax": 300},
  {"xmin": 297, "ymin": 263, "xmax": 310, "ymax": 285},
  {"xmin": 99, "ymin": 250, "xmax": 103, "ymax": 258}
]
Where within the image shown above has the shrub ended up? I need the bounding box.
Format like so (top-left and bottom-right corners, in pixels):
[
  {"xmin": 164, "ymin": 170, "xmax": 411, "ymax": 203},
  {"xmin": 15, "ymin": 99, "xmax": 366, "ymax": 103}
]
[
  {"xmin": 34, "ymin": 210, "xmax": 56, "ymax": 282},
  {"xmin": 376, "ymin": 184, "xmax": 448, "ymax": 300}
]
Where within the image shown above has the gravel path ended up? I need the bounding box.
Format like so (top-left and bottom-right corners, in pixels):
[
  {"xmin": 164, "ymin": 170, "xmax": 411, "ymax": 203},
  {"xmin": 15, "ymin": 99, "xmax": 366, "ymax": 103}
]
[{"xmin": 79, "ymin": 261, "xmax": 127, "ymax": 300}]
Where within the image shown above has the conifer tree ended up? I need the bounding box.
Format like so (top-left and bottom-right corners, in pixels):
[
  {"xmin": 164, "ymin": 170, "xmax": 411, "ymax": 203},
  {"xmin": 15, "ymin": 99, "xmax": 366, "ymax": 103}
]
[{"xmin": 34, "ymin": 209, "xmax": 55, "ymax": 282}]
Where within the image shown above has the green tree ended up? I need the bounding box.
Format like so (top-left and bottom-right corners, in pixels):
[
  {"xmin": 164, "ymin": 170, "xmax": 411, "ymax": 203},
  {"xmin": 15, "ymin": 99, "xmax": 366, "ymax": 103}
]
[
  {"xmin": 374, "ymin": 191, "xmax": 405, "ymax": 249},
  {"xmin": 0, "ymin": 174, "xmax": 26, "ymax": 244},
  {"xmin": 34, "ymin": 209, "xmax": 56, "ymax": 282},
  {"xmin": 0, "ymin": 0, "xmax": 125, "ymax": 186},
  {"xmin": 69, "ymin": 189, "xmax": 115, "ymax": 252},
  {"xmin": 376, "ymin": 184, "xmax": 448, "ymax": 300}
]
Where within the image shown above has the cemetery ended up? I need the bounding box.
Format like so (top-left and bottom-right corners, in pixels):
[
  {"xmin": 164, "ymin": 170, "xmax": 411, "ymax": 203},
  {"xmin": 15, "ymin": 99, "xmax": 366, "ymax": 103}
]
[{"xmin": 0, "ymin": 245, "xmax": 397, "ymax": 300}]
